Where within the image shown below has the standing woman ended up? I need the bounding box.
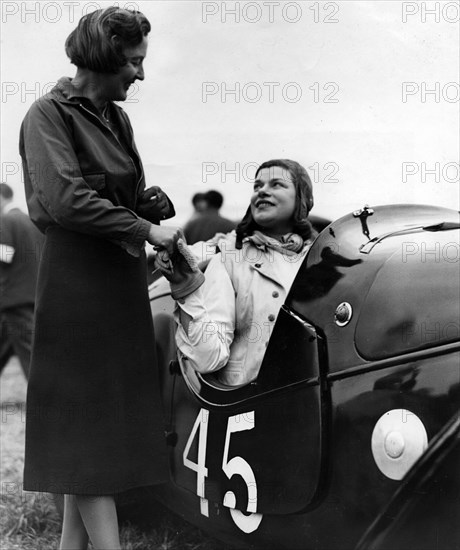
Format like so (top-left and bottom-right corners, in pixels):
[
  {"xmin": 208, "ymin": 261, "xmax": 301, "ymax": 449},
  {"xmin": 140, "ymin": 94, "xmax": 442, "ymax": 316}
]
[{"xmin": 19, "ymin": 8, "xmax": 179, "ymax": 550}]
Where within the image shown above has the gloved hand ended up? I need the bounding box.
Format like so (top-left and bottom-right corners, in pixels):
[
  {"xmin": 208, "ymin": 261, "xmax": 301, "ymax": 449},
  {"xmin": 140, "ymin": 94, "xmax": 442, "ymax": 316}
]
[
  {"xmin": 155, "ymin": 238, "xmax": 205, "ymax": 301},
  {"xmin": 137, "ymin": 186, "xmax": 176, "ymax": 222}
]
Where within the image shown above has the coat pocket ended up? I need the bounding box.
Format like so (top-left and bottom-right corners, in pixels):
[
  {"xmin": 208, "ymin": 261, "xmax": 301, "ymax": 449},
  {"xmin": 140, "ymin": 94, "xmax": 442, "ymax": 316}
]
[{"xmin": 83, "ymin": 172, "xmax": 106, "ymax": 191}]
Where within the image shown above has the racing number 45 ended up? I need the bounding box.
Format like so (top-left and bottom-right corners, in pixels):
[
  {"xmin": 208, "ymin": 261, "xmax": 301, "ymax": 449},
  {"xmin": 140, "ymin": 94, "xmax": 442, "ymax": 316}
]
[{"xmin": 183, "ymin": 408, "xmax": 263, "ymax": 533}]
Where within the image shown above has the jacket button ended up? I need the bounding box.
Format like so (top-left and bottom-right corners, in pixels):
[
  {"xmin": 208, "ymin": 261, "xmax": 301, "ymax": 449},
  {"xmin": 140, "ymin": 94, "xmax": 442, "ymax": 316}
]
[
  {"xmin": 268, "ymin": 314, "xmax": 275, "ymax": 322},
  {"xmin": 255, "ymin": 263, "xmax": 262, "ymax": 268},
  {"xmin": 272, "ymin": 291, "xmax": 279, "ymax": 298}
]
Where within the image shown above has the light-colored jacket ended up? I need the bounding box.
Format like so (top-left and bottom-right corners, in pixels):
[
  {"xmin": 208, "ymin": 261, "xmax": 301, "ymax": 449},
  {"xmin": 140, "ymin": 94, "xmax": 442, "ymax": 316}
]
[{"xmin": 175, "ymin": 235, "xmax": 310, "ymax": 385}]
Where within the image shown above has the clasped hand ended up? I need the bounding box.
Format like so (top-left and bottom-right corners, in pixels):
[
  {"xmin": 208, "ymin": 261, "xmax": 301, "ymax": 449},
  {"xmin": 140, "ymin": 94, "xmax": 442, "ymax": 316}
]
[{"xmin": 154, "ymin": 238, "xmax": 205, "ymax": 301}]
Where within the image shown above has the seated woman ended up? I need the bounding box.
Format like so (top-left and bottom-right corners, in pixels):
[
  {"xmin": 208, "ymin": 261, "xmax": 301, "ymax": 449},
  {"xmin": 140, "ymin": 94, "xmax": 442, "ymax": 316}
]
[{"xmin": 157, "ymin": 159, "xmax": 316, "ymax": 386}]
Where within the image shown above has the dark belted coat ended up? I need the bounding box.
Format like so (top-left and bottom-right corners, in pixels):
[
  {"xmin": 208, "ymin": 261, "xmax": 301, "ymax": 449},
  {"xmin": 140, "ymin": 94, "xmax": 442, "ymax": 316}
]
[{"xmin": 19, "ymin": 77, "xmax": 172, "ymax": 494}]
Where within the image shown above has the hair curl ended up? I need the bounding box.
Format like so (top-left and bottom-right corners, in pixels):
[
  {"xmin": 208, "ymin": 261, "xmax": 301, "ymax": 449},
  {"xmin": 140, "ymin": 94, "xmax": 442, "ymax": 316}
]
[
  {"xmin": 65, "ymin": 7, "xmax": 151, "ymax": 74},
  {"xmin": 235, "ymin": 159, "xmax": 315, "ymax": 249}
]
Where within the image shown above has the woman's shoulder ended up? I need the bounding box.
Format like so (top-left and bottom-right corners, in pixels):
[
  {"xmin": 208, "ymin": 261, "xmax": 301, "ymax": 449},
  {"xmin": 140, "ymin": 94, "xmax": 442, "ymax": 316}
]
[
  {"xmin": 23, "ymin": 79, "xmax": 75, "ymax": 122},
  {"xmin": 187, "ymin": 231, "xmax": 238, "ymax": 269},
  {"xmin": 21, "ymin": 95, "xmax": 66, "ymax": 134},
  {"xmin": 215, "ymin": 231, "xmax": 238, "ymax": 254},
  {"xmin": 24, "ymin": 91, "xmax": 59, "ymax": 117},
  {"xmin": 215, "ymin": 233, "xmax": 268, "ymax": 274}
]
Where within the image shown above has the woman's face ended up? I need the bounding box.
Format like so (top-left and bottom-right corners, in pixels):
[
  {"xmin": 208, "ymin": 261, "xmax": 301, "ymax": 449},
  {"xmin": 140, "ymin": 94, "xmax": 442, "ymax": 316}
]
[
  {"xmin": 103, "ymin": 35, "xmax": 148, "ymax": 102},
  {"xmin": 250, "ymin": 165, "xmax": 297, "ymax": 236}
]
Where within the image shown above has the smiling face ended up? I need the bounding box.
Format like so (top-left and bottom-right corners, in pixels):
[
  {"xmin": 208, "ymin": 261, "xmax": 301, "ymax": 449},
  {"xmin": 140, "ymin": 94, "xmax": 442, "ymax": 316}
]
[
  {"xmin": 102, "ymin": 35, "xmax": 148, "ymax": 102},
  {"xmin": 250, "ymin": 165, "xmax": 297, "ymax": 236}
]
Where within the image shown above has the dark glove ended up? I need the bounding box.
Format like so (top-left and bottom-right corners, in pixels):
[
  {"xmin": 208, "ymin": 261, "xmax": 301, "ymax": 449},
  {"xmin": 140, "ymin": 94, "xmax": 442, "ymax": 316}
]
[
  {"xmin": 155, "ymin": 239, "xmax": 205, "ymax": 300},
  {"xmin": 137, "ymin": 186, "xmax": 176, "ymax": 223}
]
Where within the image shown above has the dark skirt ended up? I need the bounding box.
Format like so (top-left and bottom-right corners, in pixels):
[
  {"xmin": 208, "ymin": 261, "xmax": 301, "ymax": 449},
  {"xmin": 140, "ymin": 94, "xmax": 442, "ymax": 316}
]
[{"xmin": 24, "ymin": 227, "xmax": 169, "ymax": 494}]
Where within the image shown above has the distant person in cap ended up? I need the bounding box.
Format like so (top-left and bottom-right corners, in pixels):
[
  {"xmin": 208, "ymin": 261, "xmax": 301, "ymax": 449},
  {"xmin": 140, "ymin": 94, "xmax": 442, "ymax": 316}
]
[
  {"xmin": 183, "ymin": 189, "xmax": 236, "ymax": 244},
  {"xmin": 190, "ymin": 192, "xmax": 208, "ymax": 218}
]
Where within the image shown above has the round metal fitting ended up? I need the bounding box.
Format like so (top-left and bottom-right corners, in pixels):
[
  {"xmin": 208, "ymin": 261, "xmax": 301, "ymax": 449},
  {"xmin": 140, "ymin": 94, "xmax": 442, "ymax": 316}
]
[
  {"xmin": 384, "ymin": 431, "xmax": 405, "ymax": 458},
  {"xmin": 334, "ymin": 302, "xmax": 353, "ymax": 326},
  {"xmin": 371, "ymin": 409, "xmax": 428, "ymax": 480}
]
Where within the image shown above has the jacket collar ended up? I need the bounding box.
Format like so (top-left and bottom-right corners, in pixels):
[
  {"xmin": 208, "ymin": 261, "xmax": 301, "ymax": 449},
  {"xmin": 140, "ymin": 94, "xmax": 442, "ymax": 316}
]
[
  {"xmin": 52, "ymin": 77, "xmax": 127, "ymax": 122},
  {"xmin": 52, "ymin": 77, "xmax": 119, "ymax": 113},
  {"xmin": 51, "ymin": 77, "xmax": 88, "ymax": 104},
  {"xmin": 249, "ymin": 243, "xmax": 310, "ymax": 287}
]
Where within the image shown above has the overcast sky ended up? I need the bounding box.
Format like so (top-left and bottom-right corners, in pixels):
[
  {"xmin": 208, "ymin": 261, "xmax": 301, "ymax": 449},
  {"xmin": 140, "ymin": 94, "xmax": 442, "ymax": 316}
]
[{"xmin": 1, "ymin": 0, "xmax": 459, "ymax": 225}]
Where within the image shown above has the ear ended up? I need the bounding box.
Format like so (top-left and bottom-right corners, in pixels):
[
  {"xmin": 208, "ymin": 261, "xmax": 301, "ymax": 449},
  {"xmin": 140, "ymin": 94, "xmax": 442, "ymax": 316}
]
[{"xmin": 110, "ymin": 34, "xmax": 123, "ymax": 49}]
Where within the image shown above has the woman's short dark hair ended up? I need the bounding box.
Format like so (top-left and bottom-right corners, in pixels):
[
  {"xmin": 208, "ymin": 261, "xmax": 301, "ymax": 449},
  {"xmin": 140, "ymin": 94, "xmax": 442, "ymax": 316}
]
[
  {"xmin": 235, "ymin": 159, "xmax": 315, "ymax": 248},
  {"xmin": 65, "ymin": 7, "xmax": 151, "ymax": 73}
]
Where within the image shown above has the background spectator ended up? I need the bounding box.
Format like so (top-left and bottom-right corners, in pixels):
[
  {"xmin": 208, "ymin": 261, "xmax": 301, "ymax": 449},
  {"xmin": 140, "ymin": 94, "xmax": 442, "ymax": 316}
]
[
  {"xmin": 183, "ymin": 190, "xmax": 236, "ymax": 244},
  {"xmin": 0, "ymin": 183, "xmax": 43, "ymax": 379},
  {"xmin": 190, "ymin": 192, "xmax": 208, "ymax": 218}
]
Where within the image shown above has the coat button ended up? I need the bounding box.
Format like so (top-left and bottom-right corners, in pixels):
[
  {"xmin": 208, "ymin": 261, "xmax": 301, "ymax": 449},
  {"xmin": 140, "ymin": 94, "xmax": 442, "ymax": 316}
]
[
  {"xmin": 255, "ymin": 263, "xmax": 262, "ymax": 268},
  {"xmin": 272, "ymin": 291, "xmax": 279, "ymax": 298},
  {"xmin": 268, "ymin": 314, "xmax": 275, "ymax": 322}
]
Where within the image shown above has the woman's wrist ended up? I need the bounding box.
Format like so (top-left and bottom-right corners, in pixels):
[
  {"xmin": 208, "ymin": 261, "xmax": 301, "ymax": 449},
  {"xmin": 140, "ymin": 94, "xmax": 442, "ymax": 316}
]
[
  {"xmin": 147, "ymin": 223, "xmax": 157, "ymax": 243},
  {"xmin": 147, "ymin": 223, "xmax": 165, "ymax": 246}
]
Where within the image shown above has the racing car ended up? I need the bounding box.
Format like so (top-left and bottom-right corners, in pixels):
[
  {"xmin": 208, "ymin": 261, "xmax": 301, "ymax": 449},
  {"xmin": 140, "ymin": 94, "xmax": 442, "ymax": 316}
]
[{"xmin": 135, "ymin": 204, "xmax": 460, "ymax": 549}]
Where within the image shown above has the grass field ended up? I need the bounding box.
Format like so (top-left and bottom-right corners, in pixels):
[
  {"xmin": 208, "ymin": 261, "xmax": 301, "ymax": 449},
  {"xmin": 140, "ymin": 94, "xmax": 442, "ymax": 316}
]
[{"xmin": 0, "ymin": 358, "xmax": 236, "ymax": 550}]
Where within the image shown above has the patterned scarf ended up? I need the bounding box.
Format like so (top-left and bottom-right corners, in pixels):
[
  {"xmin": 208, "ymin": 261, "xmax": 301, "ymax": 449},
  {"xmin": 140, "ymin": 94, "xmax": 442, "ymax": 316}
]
[{"xmin": 244, "ymin": 230, "xmax": 306, "ymax": 256}]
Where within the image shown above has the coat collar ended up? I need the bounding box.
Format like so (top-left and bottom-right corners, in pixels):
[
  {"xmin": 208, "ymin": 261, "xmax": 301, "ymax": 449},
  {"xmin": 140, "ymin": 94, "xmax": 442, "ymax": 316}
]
[
  {"xmin": 51, "ymin": 77, "xmax": 88, "ymax": 104},
  {"xmin": 218, "ymin": 234, "xmax": 310, "ymax": 288},
  {"xmin": 50, "ymin": 77, "xmax": 129, "ymax": 130},
  {"xmin": 248, "ymin": 243, "xmax": 310, "ymax": 287},
  {"xmin": 52, "ymin": 77, "xmax": 120, "ymax": 114}
]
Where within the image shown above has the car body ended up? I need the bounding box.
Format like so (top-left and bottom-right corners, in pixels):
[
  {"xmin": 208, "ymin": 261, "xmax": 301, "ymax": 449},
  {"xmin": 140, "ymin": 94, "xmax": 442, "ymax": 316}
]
[
  {"xmin": 355, "ymin": 411, "xmax": 460, "ymax": 550},
  {"xmin": 142, "ymin": 204, "xmax": 459, "ymax": 549}
]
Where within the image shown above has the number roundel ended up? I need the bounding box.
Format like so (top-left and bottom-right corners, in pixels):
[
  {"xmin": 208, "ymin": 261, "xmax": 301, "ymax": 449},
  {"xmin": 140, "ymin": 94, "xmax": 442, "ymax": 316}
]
[{"xmin": 183, "ymin": 409, "xmax": 264, "ymax": 533}]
